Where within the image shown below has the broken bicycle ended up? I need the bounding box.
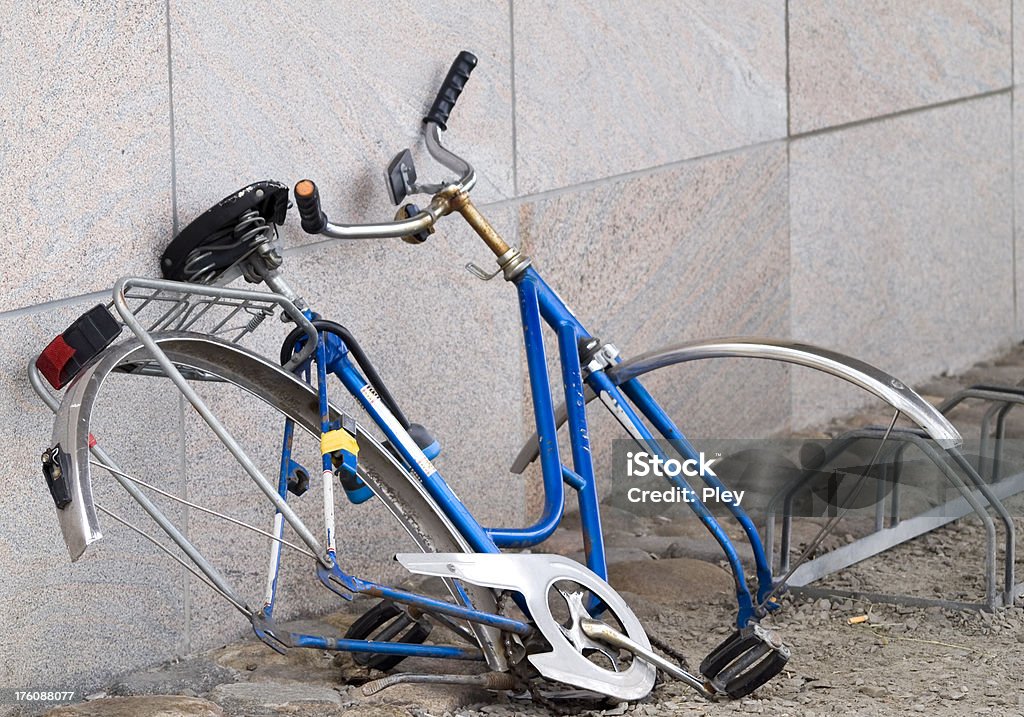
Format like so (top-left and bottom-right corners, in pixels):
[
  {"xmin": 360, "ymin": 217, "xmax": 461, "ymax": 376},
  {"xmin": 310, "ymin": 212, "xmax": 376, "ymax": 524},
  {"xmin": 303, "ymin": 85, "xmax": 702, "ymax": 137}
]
[{"xmin": 32, "ymin": 51, "xmax": 964, "ymax": 706}]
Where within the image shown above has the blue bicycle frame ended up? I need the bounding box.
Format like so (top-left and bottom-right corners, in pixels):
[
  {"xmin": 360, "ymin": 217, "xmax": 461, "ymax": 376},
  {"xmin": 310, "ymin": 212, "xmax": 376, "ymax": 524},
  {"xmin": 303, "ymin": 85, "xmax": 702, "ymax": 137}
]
[{"xmin": 267, "ymin": 262, "xmax": 777, "ymax": 661}]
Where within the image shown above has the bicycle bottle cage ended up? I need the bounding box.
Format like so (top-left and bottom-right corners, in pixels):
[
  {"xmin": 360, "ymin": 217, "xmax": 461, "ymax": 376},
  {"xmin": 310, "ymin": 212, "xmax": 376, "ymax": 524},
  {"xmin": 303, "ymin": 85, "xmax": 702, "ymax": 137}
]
[{"xmin": 161, "ymin": 181, "xmax": 289, "ymax": 284}]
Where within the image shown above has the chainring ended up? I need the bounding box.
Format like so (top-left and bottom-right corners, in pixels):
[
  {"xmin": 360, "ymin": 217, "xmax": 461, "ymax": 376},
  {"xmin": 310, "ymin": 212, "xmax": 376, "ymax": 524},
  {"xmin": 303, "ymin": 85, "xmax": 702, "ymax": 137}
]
[{"xmin": 397, "ymin": 552, "xmax": 657, "ymax": 702}]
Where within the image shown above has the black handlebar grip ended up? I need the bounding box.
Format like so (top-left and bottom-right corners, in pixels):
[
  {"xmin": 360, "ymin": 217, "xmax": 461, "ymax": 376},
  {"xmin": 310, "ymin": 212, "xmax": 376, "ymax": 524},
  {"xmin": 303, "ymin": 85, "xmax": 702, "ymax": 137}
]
[
  {"xmin": 424, "ymin": 51, "xmax": 478, "ymax": 131},
  {"xmin": 294, "ymin": 179, "xmax": 327, "ymax": 234}
]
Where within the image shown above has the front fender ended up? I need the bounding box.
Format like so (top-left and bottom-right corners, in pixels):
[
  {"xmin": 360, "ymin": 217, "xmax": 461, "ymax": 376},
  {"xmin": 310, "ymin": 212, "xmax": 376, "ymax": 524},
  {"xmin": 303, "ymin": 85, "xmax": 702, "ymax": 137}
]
[{"xmin": 509, "ymin": 337, "xmax": 962, "ymax": 473}]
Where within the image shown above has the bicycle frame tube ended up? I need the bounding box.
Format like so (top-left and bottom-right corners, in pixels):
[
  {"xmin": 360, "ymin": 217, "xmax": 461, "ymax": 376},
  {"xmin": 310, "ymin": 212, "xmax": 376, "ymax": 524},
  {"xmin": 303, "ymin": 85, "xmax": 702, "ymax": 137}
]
[
  {"xmin": 617, "ymin": 378, "xmax": 776, "ymax": 608},
  {"xmin": 587, "ymin": 370, "xmax": 756, "ymax": 625},
  {"xmin": 262, "ymin": 416, "xmax": 296, "ymax": 613},
  {"xmin": 485, "ymin": 266, "xmax": 759, "ymax": 625},
  {"xmin": 287, "ymin": 264, "xmax": 762, "ymax": 625},
  {"xmin": 262, "ymin": 336, "xmax": 529, "ymax": 662},
  {"xmin": 485, "ymin": 275, "xmax": 569, "ymax": 549},
  {"xmin": 324, "ymin": 350, "xmax": 500, "ymax": 557},
  {"xmin": 481, "ymin": 269, "xmax": 610, "ymax": 582}
]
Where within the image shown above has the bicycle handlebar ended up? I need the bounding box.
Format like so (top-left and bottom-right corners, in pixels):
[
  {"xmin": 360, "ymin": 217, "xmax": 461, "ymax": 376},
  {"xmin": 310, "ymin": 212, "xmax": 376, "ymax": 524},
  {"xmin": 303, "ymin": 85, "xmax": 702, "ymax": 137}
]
[
  {"xmin": 294, "ymin": 180, "xmax": 328, "ymax": 234},
  {"xmin": 306, "ymin": 187, "xmax": 453, "ymax": 240},
  {"xmin": 424, "ymin": 51, "xmax": 477, "ymax": 131},
  {"xmin": 296, "ymin": 51, "xmax": 479, "ymax": 241}
]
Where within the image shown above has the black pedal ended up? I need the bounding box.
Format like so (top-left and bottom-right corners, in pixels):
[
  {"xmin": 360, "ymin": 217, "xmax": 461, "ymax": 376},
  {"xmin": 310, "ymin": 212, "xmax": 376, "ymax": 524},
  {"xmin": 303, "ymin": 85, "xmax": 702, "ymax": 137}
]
[
  {"xmin": 700, "ymin": 624, "xmax": 790, "ymax": 698},
  {"xmin": 345, "ymin": 599, "xmax": 432, "ymax": 671}
]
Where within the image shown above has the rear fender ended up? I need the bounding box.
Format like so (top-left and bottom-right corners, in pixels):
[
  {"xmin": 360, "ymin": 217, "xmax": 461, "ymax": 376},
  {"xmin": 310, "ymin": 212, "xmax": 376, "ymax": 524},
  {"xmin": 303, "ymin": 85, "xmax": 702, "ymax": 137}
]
[{"xmin": 46, "ymin": 332, "xmax": 462, "ymax": 560}]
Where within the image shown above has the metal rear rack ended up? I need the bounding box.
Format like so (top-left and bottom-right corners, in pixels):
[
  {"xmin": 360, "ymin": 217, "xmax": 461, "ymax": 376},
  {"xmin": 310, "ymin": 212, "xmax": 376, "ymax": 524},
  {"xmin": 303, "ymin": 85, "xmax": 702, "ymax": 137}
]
[
  {"xmin": 105, "ymin": 277, "xmax": 315, "ymax": 381},
  {"xmin": 31, "ymin": 276, "xmax": 318, "ymax": 403}
]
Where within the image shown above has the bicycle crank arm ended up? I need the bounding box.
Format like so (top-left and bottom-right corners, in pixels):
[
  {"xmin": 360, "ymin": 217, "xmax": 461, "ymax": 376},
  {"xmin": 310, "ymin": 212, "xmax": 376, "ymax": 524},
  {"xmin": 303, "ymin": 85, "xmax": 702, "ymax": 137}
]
[{"xmin": 579, "ymin": 619, "xmax": 716, "ymax": 700}]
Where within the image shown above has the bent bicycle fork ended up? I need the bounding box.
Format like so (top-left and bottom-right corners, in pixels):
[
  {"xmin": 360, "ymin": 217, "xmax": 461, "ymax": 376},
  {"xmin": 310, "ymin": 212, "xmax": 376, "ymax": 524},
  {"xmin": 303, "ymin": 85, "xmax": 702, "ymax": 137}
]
[{"xmin": 504, "ymin": 265, "xmax": 774, "ymax": 628}]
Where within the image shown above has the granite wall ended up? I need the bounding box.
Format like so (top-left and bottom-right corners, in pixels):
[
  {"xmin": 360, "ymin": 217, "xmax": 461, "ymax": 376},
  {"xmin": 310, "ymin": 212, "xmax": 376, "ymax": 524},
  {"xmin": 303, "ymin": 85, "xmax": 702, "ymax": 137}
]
[{"xmin": 0, "ymin": 0, "xmax": 1018, "ymax": 690}]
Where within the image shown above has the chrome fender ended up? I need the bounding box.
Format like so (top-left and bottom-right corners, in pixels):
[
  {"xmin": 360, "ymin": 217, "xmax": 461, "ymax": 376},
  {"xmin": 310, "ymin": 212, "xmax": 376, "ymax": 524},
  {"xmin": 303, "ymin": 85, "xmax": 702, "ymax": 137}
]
[
  {"xmin": 510, "ymin": 337, "xmax": 962, "ymax": 473},
  {"xmin": 47, "ymin": 332, "xmax": 469, "ymax": 560}
]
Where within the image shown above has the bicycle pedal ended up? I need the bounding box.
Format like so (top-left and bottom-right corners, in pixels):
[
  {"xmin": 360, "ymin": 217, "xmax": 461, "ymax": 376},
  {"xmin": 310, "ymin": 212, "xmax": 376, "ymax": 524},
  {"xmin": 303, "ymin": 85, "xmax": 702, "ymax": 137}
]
[
  {"xmin": 699, "ymin": 624, "xmax": 790, "ymax": 699},
  {"xmin": 346, "ymin": 599, "xmax": 432, "ymax": 671}
]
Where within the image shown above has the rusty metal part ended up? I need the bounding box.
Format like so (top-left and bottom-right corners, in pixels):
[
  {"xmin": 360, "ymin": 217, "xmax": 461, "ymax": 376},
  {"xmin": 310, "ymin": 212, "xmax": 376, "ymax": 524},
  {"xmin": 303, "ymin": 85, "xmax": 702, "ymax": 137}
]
[
  {"xmin": 495, "ymin": 247, "xmax": 532, "ymax": 281},
  {"xmin": 449, "ymin": 192, "xmax": 511, "ymax": 257},
  {"xmin": 580, "ymin": 619, "xmax": 716, "ymax": 700},
  {"xmin": 361, "ymin": 671, "xmax": 518, "ymax": 695}
]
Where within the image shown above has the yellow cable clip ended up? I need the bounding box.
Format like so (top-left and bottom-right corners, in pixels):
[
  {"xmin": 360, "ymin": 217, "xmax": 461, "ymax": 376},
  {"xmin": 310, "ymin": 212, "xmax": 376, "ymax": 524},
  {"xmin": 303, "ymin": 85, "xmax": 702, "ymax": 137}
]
[{"xmin": 321, "ymin": 428, "xmax": 358, "ymax": 456}]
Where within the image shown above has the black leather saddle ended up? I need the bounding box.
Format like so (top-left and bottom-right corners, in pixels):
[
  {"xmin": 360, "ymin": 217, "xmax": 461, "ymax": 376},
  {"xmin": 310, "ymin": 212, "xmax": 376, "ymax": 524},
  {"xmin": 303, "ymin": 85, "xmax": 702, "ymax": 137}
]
[{"xmin": 160, "ymin": 180, "xmax": 289, "ymax": 282}]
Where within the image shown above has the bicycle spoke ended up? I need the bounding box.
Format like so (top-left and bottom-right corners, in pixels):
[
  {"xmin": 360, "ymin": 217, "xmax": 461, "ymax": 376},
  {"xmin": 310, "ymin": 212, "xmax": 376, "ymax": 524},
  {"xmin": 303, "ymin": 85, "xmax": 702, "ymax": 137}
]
[
  {"xmin": 89, "ymin": 459, "xmax": 318, "ymax": 560},
  {"xmin": 95, "ymin": 502, "xmax": 251, "ymax": 616},
  {"xmin": 760, "ymin": 409, "xmax": 902, "ymax": 609}
]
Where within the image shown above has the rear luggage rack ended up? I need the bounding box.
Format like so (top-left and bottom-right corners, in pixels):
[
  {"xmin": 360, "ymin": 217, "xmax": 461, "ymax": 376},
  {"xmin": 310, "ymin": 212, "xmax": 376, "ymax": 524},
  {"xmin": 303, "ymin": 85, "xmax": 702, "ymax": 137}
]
[{"xmin": 34, "ymin": 277, "xmax": 316, "ymax": 389}]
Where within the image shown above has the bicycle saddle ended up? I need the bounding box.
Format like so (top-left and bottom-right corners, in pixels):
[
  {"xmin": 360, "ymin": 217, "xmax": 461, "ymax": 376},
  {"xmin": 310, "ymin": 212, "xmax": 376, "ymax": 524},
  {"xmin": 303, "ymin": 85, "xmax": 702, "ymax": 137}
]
[{"xmin": 161, "ymin": 180, "xmax": 289, "ymax": 283}]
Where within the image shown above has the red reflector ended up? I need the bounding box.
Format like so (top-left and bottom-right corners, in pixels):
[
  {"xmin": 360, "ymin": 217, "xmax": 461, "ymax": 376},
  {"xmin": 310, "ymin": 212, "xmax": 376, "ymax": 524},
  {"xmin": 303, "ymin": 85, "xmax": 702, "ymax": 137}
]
[
  {"xmin": 88, "ymin": 433, "xmax": 97, "ymax": 448},
  {"xmin": 36, "ymin": 335, "xmax": 77, "ymax": 389}
]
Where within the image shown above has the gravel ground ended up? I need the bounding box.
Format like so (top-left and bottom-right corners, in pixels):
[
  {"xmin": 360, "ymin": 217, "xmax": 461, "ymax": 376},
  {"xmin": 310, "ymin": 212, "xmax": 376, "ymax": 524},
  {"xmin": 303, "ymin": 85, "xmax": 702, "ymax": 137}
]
[{"xmin": 26, "ymin": 346, "xmax": 1024, "ymax": 717}]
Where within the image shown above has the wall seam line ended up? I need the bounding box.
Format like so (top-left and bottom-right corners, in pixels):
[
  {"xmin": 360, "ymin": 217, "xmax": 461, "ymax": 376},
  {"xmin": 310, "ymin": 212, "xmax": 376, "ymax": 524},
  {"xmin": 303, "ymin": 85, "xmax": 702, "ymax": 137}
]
[
  {"xmin": 784, "ymin": 0, "xmax": 792, "ymax": 137},
  {"xmin": 791, "ymin": 87, "xmax": 1011, "ymax": 140},
  {"xmin": 462, "ymin": 137, "xmax": 800, "ymax": 212},
  {"xmin": 165, "ymin": 0, "xmax": 179, "ymax": 237},
  {"xmin": 1011, "ymin": 0, "xmax": 1018, "ymax": 334},
  {"xmin": 508, "ymin": 0, "xmax": 519, "ymax": 199},
  {"xmin": 0, "ymin": 290, "xmax": 110, "ymax": 321},
  {"xmin": 459, "ymin": 88, "xmax": 1011, "ymax": 215},
  {"xmin": 167, "ymin": 0, "xmax": 188, "ymax": 654},
  {"xmin": 785, "ymin": 0, "xmax": 794, "ymax": 430}
]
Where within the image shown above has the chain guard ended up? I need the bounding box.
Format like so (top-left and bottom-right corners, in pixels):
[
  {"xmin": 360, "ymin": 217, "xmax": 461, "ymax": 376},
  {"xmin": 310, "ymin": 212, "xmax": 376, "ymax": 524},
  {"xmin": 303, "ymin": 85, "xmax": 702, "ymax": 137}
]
[{"xmin": 396, "ymin": 553, "xmax": 657, "ymax": 702}]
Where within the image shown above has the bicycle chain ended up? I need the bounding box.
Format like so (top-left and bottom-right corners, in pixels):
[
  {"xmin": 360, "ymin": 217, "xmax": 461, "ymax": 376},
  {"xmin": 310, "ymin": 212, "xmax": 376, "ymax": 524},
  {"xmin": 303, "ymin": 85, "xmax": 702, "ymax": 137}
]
[{"xmin": 647, "ymin": 630, "xmax": 691, "ymax": 673}]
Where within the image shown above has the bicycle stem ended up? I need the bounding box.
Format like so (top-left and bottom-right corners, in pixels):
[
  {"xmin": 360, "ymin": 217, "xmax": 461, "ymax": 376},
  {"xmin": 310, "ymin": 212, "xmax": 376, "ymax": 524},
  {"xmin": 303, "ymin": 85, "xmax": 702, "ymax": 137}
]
[{"xmin": 448, "ymin": 192, "xmax": 510, "ymax": 257}]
